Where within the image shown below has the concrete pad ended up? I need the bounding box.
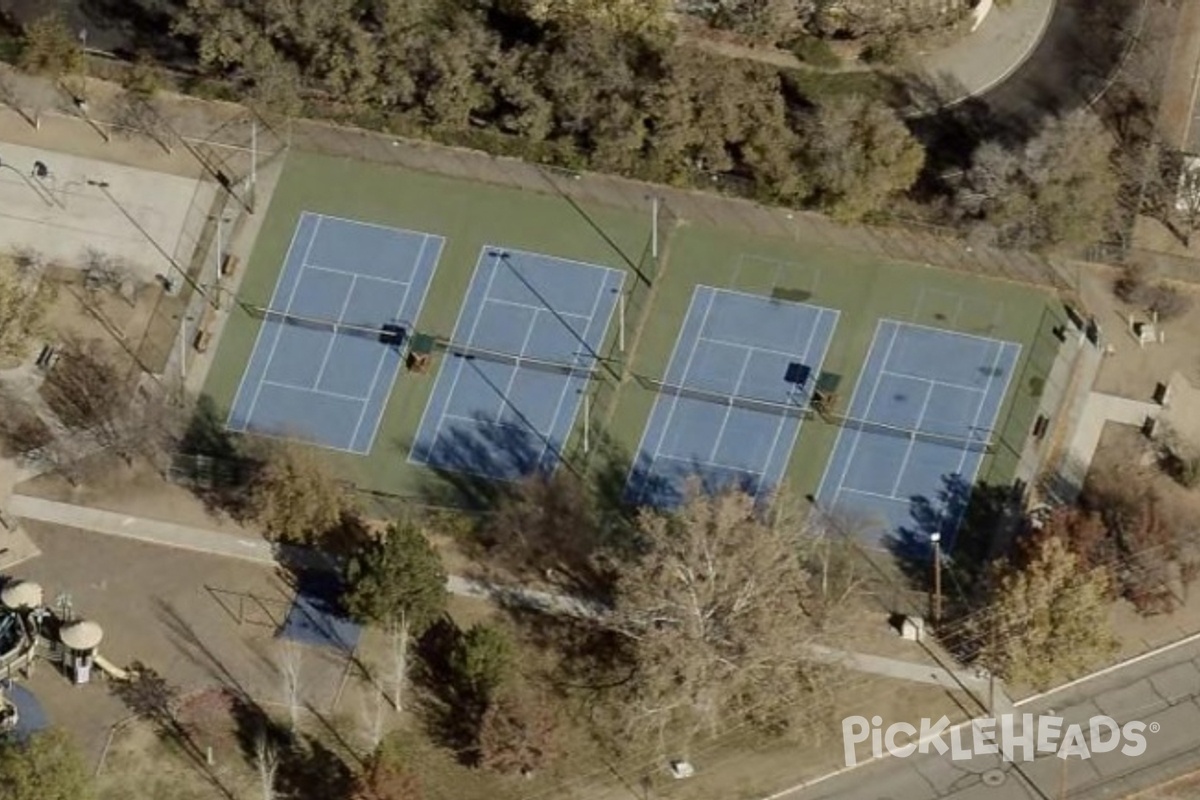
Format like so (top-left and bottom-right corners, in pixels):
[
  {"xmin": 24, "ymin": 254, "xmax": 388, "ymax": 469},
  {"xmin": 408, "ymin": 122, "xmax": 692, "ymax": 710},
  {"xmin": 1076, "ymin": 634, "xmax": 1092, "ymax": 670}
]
[
  {"xmin": 1095, "ymin": 681, "xmax": 1168, "ymax": 723},
  {"xmin": 0, "ymin": 523, "xmax": 40, "ymax": 570},
  {"xmin": 1148, "ymin": 661, "xmax": 1200, "ymax": 705},
  {"xmin": 1018, "ymin": 750, "xmax": 1102, "ymax": 794},
  {"xmin": 806, "ymin": 759, "xmax": 939, "ymax": 800},
  {"xmin": 0, "ymin": 140, "xmax": 210, "ymax": 283},
  {"xmin": 913, "ymin": 745, "xmax": 1003, "ymax": 794},
  {"xmin": 1090, "ymin": 701, "xmax": 1200, "ymax": 778}
]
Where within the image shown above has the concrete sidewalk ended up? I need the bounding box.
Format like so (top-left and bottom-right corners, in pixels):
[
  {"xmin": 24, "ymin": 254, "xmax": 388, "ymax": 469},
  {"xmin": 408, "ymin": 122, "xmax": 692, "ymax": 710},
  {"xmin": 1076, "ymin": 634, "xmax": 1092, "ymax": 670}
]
[{"xmin": 8, "ymin": 494, "xmax": 997, "ymax": 692}]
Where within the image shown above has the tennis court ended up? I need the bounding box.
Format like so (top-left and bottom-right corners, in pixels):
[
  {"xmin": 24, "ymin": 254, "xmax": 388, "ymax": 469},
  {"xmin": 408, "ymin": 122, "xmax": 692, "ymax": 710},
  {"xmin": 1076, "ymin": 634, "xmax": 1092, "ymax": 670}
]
[
  {"xmin": 409, "ymin": 248, "xmax": 624, "ymax": 479},
  {"xmin": 226, "ymin": 211, "xmax": 443, "ymax": 453},
  {"xmin": 814, "ymin": 320, "xmax": 1021, "ymax": 549},
  {"xmin": 625, "ymin": 286, "xmax": 839, "ymax": 507}
]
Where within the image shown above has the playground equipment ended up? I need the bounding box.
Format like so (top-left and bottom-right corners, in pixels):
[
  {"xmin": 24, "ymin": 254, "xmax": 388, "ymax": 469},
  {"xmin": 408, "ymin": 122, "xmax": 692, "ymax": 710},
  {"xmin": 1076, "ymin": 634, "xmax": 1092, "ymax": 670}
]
[
  {"xmin": 59, "ymin": 620, "xmax": 102, "ymax": 685},
  {"xmin": 0, "ymin": 580, "xmax": 132, "ymax": 687}
]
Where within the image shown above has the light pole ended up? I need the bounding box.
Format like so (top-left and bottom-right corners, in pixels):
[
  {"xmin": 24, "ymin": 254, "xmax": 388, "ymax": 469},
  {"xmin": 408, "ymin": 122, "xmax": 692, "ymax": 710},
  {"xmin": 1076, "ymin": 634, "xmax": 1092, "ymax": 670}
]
[
  {"xmin": 0, "ymin": 155, "xmax": 54, "ymax": 208},
  {"xmin": 930, "ymin": 531, "xmax": 942, "ymax": 625},
  {"xmin": 87, "ymin": 179, "xmax": 217, "ymax": 311}
]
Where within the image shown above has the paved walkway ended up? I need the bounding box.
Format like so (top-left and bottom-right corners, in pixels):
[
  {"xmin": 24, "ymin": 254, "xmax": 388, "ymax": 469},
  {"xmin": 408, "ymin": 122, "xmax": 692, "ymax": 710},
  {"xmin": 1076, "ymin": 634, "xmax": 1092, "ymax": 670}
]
[
  {"xmin": 912, "ymin": 0, "xmax": 1057, "ymax": 109},
  {"xmin": 678, "ymin": 0, "xmax": 1055, "ymax": 112},
  {"xmin": 7, "ymin": 494, "xmax": 999, "ymax": 692}
]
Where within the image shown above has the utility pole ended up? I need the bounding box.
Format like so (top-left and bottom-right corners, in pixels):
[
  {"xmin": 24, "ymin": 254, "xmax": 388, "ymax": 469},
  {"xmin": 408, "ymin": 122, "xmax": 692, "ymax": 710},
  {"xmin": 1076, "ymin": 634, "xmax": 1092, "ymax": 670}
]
[{"xmin": 930, "ymin": 531, "xmax": 942, "ymax": 625}]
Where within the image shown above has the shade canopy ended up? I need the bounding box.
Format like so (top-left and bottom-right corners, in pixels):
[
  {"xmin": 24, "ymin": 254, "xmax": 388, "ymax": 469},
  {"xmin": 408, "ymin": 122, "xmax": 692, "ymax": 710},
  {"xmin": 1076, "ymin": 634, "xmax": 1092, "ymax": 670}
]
[
  {"xmin": 60, "ymin": 620, "xmax": 103, "ymax": 651},
  {"xmin": 0, "ymin": 582, "xmax": 43, "ymax": 610}
]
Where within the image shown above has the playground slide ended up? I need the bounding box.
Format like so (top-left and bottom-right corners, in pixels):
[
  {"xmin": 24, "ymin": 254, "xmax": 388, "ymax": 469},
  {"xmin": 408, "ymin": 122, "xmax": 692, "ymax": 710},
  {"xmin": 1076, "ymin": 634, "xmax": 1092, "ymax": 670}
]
[{"xmin": 93, "ymin": 654, "xmax": 131, "ymax": 681}]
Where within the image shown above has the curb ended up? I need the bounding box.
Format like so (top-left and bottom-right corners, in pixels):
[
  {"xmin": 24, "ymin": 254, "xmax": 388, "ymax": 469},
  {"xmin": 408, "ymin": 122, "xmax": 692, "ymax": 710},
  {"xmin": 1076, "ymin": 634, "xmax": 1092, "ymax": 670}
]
[
  {"xmin": 759, "ymin": 628, "xmax": 1200, "ymax": 799},
  {"xmin": 917, "ymin": 0, "xmax": 1060, "ymax": 113}
]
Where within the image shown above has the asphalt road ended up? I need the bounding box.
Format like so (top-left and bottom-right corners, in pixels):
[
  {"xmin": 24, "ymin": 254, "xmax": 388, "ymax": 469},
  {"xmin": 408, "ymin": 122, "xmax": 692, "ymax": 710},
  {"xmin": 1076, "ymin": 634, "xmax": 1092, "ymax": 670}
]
[
  {"xmin": 786, "ymin": 634, "xmax": 1200, "ymax": 800},
  {"xmin": 915, "ymin": 0, "xmax": 1145, "ymax": 166}
]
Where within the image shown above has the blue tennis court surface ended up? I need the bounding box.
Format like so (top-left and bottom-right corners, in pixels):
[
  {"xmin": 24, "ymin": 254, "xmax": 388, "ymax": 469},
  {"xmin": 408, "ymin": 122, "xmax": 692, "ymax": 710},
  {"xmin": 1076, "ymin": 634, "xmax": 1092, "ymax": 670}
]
[
  {"xmin": 409, "ymin": 248, "xmax": 624, "ymax": 479},
  {"xmin": 227, "ymin": 212, "xmax": 443, "ymax": 453},
  {"xmin": 815, "ymin": 320, "xmax": 1020, "ymax": 549},
  {"xmin": 626, "ymin": 286, "xmax": 839, "ymax": 507}
]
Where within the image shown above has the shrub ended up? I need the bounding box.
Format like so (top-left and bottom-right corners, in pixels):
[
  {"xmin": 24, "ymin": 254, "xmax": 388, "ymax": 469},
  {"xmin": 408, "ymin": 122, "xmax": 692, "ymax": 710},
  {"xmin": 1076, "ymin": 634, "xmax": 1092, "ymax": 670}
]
[{"xmin": 786, "ymin": 35, "xmax": 841, "ymax": 69}]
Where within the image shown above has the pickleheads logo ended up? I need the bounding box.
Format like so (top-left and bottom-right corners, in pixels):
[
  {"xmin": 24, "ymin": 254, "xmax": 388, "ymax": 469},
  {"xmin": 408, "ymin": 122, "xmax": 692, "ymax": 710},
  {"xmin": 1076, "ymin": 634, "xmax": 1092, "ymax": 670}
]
[{"xmin": 842, "ymin": 714, "xmax": 1156, "ymax": 766}]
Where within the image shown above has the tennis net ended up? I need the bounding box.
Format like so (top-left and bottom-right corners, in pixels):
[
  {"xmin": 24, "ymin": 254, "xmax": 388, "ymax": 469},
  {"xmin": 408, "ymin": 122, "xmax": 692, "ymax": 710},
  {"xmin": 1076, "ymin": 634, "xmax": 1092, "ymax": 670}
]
[
  {"xmin": 639, "ymin": 376, "xmax": 812, "ymax": 418},
  {"xmin": 641, "ymin": 376, "xmax": 995, "ymax": 453},
  {"xmin": 249, "ymin": 306, "xmax": 407, "ymax": 346},
  {"xmin": 444, "ymin": 342, "xmax": 599, "ymax": 380}
]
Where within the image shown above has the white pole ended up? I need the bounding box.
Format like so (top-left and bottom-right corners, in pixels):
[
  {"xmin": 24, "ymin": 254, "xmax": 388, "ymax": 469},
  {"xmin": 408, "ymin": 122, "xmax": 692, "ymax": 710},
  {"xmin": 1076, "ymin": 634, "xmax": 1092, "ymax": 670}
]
[
  {"xmin": 618, "ymin": 292, "xmax": 626, "ymax": 352},
  {"xmin": 250, "ymin": 121, "xmax": 257, "ymax": 212},
  {"xmin": 214, "ymin": 215, "xmax": 223, "ymax": 303},
  {"xmin": 651, "ymin": 196, "xmax": 659, "ymax": 260},
  {"xmin": 583, "ymin": 393, "xmax": 590, "ymax": 454},
  {"xmin": 180, "ymin": 318, "xmax": 187, "ymax": 381}
]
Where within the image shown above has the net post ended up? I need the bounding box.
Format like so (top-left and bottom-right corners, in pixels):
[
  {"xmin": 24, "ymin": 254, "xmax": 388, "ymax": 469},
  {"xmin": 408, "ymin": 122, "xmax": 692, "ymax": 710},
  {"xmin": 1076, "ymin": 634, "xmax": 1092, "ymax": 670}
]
[{"xmin": 583, "ymin": 392, "xmax": 591, "ymax": 454}]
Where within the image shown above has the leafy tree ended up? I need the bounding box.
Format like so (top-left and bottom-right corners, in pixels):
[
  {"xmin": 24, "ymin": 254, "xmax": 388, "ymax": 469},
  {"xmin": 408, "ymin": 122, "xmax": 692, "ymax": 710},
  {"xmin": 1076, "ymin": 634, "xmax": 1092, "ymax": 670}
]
[
  {"xmin": 610, "ymin": 487, "xmax": 824, "ymax": 747},
  {"xmin": 956, "ymin": 109, "xmax": 1119, "ymax": 250},
  {"xmin": 483, "ymin": 472, "xmax": 611, "ymax": 592},
  {"xmin": 700, "ymin": 0, "xmax": 806, "ymax": 44},
  {"xmin": 18, "ymin": 15, "xmax": 84, "ymax": 78},
  {"xmin": 0, "ymin": 728, "xmax": 93, "ymax": 800},
  {"xmin": 511, "ymin": 0, "xmax": 674, "ymax": 34},
  {"xmin": 352, "ymin": 750, "xmax": 423, "ymax": 800},
  {"xmin": 248, "ymin": 442, "xmax": 352, "ymax": 543},
  {"xmin": 123, "ymin": 53, "xmax": 162, "ymax": 97},
  {"xmin": 479, "ymin": 682, "xmax": 560, "ymax": 776},
  {"xmin": 801, "ymin": 95, "xmax": 925, "ymax": 220},
  {"xmin": 977, "ymin": 536, "xmax": 1116, "ymax": 688},
  {"xmin": 343, "ymin": 522, "xmax": 447, "ymax": 710},
  {"xmin": 0, "ymin": 257, "xmax": 55, "ymax": 362},
  {"xmin": 449, "ymin": 623, "xmax": 514, "ymax": 705},
  {"xmin": 1033, "ymin": 506, "xmax": 1114, "ymax": 577}
]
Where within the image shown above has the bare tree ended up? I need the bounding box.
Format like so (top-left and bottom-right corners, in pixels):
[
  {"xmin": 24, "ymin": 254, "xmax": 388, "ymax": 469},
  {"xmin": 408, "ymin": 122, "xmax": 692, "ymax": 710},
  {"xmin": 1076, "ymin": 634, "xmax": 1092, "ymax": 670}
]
[
  {"xmin": 356, "ymin": 676, "xmax": 389, "ymax": 754},
  {"xmin": 0, "ymin": 254, "xmax": 56, "ymax": 362},
  {"xmin": 276, "ymin": 641, "xmax": 303, "ymax": 734},
  {"xmin": 254, "ymin": 731, "xmax": 280, "ymax": 800},
  {"xmin": 479, "ymin": 682, "xmax": 561, "ymax": 776},
  {"xmin": 956, "ymin": 109, "xmax": 1119, "ymax": 250},
  {"xmin": 609, "ymin": 486, "xmax": 829, "ymax": 750}
]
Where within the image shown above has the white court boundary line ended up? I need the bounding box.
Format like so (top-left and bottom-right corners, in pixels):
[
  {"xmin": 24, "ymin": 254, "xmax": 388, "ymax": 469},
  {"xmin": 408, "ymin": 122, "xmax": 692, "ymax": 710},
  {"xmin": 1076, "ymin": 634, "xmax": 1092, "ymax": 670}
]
[
  {"xmin": 241, "ymin": 216, "xmax": 324, "ymax": 428},
  {"xmin": 889, "ymin": 379, "xmax": 935, "ymax": 497},
  {"xmin": 754, "ymin": 306, "xmax": 839, "ymax": 503},
  {"xmin": 815, "ymin": 320, "xmax": 1021, "ymax": 517},
  {"xmin": 348, "ymin": 233, "xmax": 430, "ymax": 453},
  {"xmin": 408, "ymin": 245, "xmax": 624, "ymax": 474},
  {"xmin": 310, "ymin": 275, "xmax": 359, "ymax": 390},
  {"xmin": 226, "ymin": 213, "xmax": 314, "ymax": 432},
  {"xmin": 534, "ymin": 266, "xmax": 619, "ymax": 473},
  {"xmin": 625, "ymin": 288, "xmax": 705, "ymax": 505},
  {"xmin": 303, "ymin": 262, "xmax": 409, "ymax": 286},
  {"xmin": 821, "ymin": 320, "xmax": 901, "ymax": 516},
  {"xmin": 230, "ymin": 209, "xmax": 446, "ymax": 452},
  {"xmin": 418, "ymin": 250, "xmax": 505, "ymax": 466},
  {"xmin": 627, "ymin": 286, "xmax": 839, "ymax": 503}
]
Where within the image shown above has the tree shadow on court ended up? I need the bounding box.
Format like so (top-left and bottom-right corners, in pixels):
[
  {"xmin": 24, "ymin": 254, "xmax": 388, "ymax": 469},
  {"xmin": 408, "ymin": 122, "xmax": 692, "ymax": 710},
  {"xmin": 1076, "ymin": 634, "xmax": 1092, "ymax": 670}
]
[
  {"xmin": 887, "ymin": 474, "xmax": 1024, "ymax": 623},
  {"xmin": 403, "ymin": 411, "xmax": 548, "ymax": 512}
]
